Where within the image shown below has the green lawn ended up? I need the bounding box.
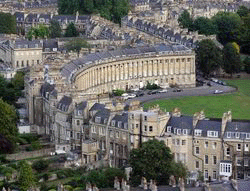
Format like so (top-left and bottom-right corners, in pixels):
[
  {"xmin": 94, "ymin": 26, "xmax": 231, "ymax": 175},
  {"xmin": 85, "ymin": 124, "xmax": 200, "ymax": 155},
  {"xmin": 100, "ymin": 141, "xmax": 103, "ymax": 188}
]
[{"xmin": 144, "ymin": 79, "xmax": 250, "ymax": 119}]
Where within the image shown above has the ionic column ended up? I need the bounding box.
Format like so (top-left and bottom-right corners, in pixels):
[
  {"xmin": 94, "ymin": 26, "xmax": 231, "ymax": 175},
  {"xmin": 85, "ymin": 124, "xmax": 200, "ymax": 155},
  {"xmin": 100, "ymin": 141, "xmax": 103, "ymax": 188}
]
[
  {"xmin": 120, "ymin": 64, "xmax": 124, "ymax": 80},
  {"xmin": 154, "ymin": 60, "xmax": 158, "ymax": 76}
]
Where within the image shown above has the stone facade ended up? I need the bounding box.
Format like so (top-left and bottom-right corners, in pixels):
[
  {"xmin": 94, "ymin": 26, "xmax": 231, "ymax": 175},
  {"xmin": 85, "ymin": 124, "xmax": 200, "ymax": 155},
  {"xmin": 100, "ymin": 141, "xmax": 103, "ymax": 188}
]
[
  {"xmin": 61, "ymin": 44, "xmax": 196, "ymax": 94},
  {"xmin": 13, "ymin": 39, "xmax": 43, "ymax": 69}
]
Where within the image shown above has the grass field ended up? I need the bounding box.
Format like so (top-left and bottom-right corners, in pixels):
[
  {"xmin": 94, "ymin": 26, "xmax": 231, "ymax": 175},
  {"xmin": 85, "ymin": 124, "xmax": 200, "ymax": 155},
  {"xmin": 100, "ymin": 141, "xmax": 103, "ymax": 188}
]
[{"xmin": 144, "ymin": 78, "xmax": 250, "ymax": 119}]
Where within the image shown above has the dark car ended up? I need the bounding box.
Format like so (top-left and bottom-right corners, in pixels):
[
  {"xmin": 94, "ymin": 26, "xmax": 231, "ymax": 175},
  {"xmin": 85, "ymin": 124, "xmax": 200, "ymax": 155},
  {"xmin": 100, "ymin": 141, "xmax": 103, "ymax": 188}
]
[
  {"xmin": 136, "ymin": 92, "xmax": 144, "ymax": 97},
  {"xmin": 207, "ymin": 82, "xmax": 211, "ymax": 86},
  {"xmin": 151, "ymin": 90, "xmax": 158, "ymax": 94},
  {"xmin": 173, "ymin": 88, "xmax": 182, "ymax": 92}
]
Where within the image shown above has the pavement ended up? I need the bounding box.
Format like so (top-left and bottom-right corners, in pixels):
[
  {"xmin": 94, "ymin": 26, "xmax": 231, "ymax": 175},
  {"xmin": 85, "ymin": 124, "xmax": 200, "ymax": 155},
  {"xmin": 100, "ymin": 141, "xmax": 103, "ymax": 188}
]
[{"xmin": 125, "ymin": 82, "xmax": 236, "ymax": 104}]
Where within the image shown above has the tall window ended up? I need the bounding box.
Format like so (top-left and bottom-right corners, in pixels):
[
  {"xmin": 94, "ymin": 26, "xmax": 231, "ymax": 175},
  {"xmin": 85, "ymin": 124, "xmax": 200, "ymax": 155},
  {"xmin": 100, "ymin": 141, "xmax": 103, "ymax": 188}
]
[
  {"xmin": 144, "ymin": 125, "xmax": 147, "ymax": 131},
  {"xmin": 149, "ymin": 126, "xmax": 153, "ymax": 132},
  {"xmin": 213, "ymin": 171, "xmax": 216, "ymax": 180},
  {"xmin": 196, "ymin": 161, "xmax": 199, "ymax": 169},
  {"xmin": 204, "ymin": 170, "xmax": 208, "ymax": 179},
  {"xmin": 182, "ymin": 140, "xmax": 186, "ymax": 145},
  {"xmin": 213, "ymin": 142, "xmax": 217, "ymax": 149},
  {"xmin": 144, "ymin": 116, "xmax": 147, "ymax": 121},
  {"xmin": 213, "ymin": 156, "xmax": 217, "ymax": 165},
  {"xmin": 237, "ymin": 144, "xmax": 241, "ymax": 151},
  {"xmin": 226, "ymin": 148, "xmax": 230, "ymax": 156},
  {"xmin": 76, "ymin": 120, "xmax": 80, "ymax": 125},
  {"xmin": 195, "ymin": 147, "xmax": 200, "ymax": 155},
  {"xmin": 205, "ymin": 141, "xmax": 208, "ymax": 148},
  {"xmin": 205, "ymin": 155, "xmax": 208, "ymax": 164}
]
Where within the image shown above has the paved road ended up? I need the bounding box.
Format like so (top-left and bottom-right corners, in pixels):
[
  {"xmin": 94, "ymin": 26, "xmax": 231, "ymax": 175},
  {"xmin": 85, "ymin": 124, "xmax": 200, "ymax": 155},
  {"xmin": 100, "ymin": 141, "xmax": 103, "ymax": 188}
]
[{"xmin": 126, "ymin": 82, "xmax": 236, "ymax": 104}]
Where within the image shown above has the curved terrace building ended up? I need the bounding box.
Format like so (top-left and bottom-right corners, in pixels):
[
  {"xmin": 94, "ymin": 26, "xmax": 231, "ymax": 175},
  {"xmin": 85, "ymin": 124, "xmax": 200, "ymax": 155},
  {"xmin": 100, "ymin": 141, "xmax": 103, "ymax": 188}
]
[{"xmin": 61, "ymin": 44, "xmax": 196, "ymax": 94}]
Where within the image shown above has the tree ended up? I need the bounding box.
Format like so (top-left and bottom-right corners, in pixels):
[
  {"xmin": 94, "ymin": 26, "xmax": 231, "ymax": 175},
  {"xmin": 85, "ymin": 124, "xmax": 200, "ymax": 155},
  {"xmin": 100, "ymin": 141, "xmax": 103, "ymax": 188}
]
[
  {"xmin": 195, "ymin": 39, "xmax": 222, "ymax": 76},
  {"xmin": 18, "ymin": 161, "xmax": 36, "ymax": 191},
  {"xmin": 112, "ymin": 0, "xmax": 130, "ymax": 25},
  {"xmin": 212, "ymin": 12, "xmax": 242, "ymax": 45},
  {"xmin": 0, "ymin": 12, "xmax": 16, "ymax": 34},
  {"xmin": 112, "ymin": 89, "xmax": 125, "ymax": 96},
  {"xmin": 129, "ymin": 139, "xmax": 174, "ymax": 185},
  {"xmin": 65, "ymin": 38, "xmax": 89, "ymax": 56},
  {"xmin": 12, "ymin": 71, "xmax": 25, "ymax": 91},
  {"xmin": 0, "ymin": 75, "xmax": 18, "ymax": 105},
  {"xmin": 49, "ymin": 20, "xmax": 62, "ymax": 38},
  {"xmin": 243, "ymin": 56, "xmax": 250, "ymax": 73},
  {"xmin": 0, "ymin": 99, "xmax": 18, "ymax": 154},
  {"xmin": 32, "ymin": 159, "xmax": 49, "ymax": 173},
  {"xmin": 65, "ymin": 22, "xmax": 79, "ymax": 37},
  {"xmin": 27, "ymin": 24, "xmax": 49, "ymax": 40},
  {"xmin": 223, "ymin": 42, "xmax": 242, "ymax": 76},
  {"xmin": 178, "ymin": 10, "xmax": 193, "ymax": 30},
  {"xmin": 193, "ymin": 17, "xmax": 217, "ymax": 35},
  {"xmin": 237, "ymin": 6, "xmax": 249, "ymax": 17}
]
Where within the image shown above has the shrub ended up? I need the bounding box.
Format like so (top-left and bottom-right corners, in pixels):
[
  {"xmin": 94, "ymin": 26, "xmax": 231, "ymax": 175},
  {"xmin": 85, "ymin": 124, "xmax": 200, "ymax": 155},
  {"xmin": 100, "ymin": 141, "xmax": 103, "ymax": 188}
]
[{"xmin": 32, "ymin": 159, "xmax": 49, "ymax": 173}]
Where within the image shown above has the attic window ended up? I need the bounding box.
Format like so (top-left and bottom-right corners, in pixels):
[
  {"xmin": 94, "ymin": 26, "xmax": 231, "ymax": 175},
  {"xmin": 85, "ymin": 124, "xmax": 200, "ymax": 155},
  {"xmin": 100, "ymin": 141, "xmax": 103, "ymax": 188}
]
[
  {"xmin": 112, "ymin": 120, "xmax": 115, "ymax": 127},
  {"xmin": 104, "ymin": 118, "xmax": 107, "ymax": 124},
  {"xmin": 95, "ymin": 116, "xmax": 101, "ymax": 123},
  {"xmin": 207, "ymin": 131, "xmax": 218, "ymax": 137},
  {"xmin": 118, "ymin": 121, "xmax": 122, "ymax": 128},
  {"xmin": 227, "ymin": 132, "xmax": 231, "ymax": 138},
  {"xmin": 195, "ymin": 129, "xmax": 202, "ymax": 136},
  {"xmin": 183, "ymin": 129, "xmax": 187, "ymax": 135},
  {"xmin": 235, "ymin": 132, "xmax": 240, "ymax": 139},
  {"xmin": 124, "ymin": 123, "xmax": 128, "ymax": 129},
  {"xmin": 167, "ymin": 126, "xmax": 171, "ymax": 133},
  {"xmin": 246, "ymin": 133, "xmax": 250, "ymax": 139}
]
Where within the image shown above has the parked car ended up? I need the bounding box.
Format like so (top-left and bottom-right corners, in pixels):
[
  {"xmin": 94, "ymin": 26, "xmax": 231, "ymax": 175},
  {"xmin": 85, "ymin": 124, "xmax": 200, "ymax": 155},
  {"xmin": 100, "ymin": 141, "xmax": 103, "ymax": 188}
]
[
  {"xmin": 173, "ymin": 88, "xmax": 182, "ymax": 92},
  {"xmin": 136, "ymin": 92, "xmax": 144, "ymax": 97},
  {"xmin": 207, "ymin": 82, "xmax": 211, "ymax": 86},
  {"xmin": 127, "ymin": 94, "xmax": 136, "ymax": 99},
  {"xmin": 214, "ymin": 90, "xmax": 223, "ymax": 94},
  {"xmin": 159, "ymin": 89, "xmax": 168, "ymax": 93}
]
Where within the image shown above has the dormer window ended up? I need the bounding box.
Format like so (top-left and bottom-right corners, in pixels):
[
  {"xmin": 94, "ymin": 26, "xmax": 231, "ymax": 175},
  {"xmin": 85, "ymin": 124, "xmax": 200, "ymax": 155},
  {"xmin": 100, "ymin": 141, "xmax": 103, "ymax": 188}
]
[
  {"xmin": 104, "ymin": 118, "xmax": 107, "ymax": 124},
  {"xmin": 235, "ymin": 132, "xmax": 240, "ymax": 139},
  {"xmin": 112, "ymin": 120, "xmax": 115, "ymax": 126},
  {"xmin": 246, "ymin": 133, "xmax": 250, "ymax": 139},
  {"xmin": 195, "ymin": 129, "xmax": 202, "ymax": 136},
  {"xmin": 167, "ymin": 126, "xmax": 171, "ymax": 133},
  {"xmin": 174, "ymin": 128, "xmax": 177, "ymax": 134},
  {"xmin": 118, "ymin": 121, "xmax": 122, "ymax": 128},
  {"xmin": 227, "ymin": 132, "xmax": 231, "ymax": 138},
  {"xmin": 124, "ymin": 123, "xmax": 128, "ymax": 129},
  {"xmin": 177, "ymin": 129, "xmax": 181, "ymax": 135},
  {"xmin": 95, "ymin": 116, "xmax": 101, "ymax": 123},
  {"xmin": 183, "ymin": 129, "xmax": 187, "ymax": 135},
  {"xmin": 207, "ymin": 131, "xmax": 218, "ymax": 137}
]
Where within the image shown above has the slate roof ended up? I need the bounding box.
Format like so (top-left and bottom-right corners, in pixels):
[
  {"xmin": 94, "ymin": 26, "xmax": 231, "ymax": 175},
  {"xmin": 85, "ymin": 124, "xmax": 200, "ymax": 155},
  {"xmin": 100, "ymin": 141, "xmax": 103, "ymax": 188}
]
[
  {"xmin": 61, "ymin": 43, "xmax": 192, "ymax": 81},
  {"xmin": 15, "ymin": 39, "xmax": 42, "ymax": 49},
  {"xmin": 167, "ymin": 116, "xmax": 193, "ymax": 130},
  {"xmin": 195, "ymin": 120, "xmax": 222, "ymax": 137},
  {"xmin": 89, "ymin": 103, "xmax": 105, "ymax": 112},
  {"xmin": 76, "ymin": 101, "xmax": 87, "ymax": 111},
  {"xmin": 226, "ymin": 121, "xmax": 250, "ymax": 133},
  {"xmin": 110, "ymin": 113, "xmax": 128, "ymax": 129},
  {"xmin": 93, "ymin": 108, "xmax": 111, "ymax": 124},
  {"xmin": 43, "ymin": 39, "xmax": 58, "ymax": 51},
  {"xmin": 57, "ymin": 96, "xmax": 72, "ymax": 112},
  {"xmin": 40, "ymin": 83, "xmax": 56, "ymax": 98}
]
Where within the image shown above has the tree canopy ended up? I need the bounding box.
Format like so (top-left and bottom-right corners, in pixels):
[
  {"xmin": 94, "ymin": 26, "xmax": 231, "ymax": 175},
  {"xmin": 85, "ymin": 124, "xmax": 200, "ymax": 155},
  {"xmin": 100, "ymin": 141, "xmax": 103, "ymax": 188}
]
[
  {"xmin": 18, "ymin": 160, "xmax": 36, "ymax": 191},
  {"xmin": 193, "ymin": 17, "xmax": 217, "ymax": 35},
  {"xmin": 129, "ymin": 139, "xmax": 186, "ymax": 185},
  {"xmin": 178, "ymin": 10, "xmax": 193, "ymax": 30},
  {"xmin": 237, "ymin": 6, "xmax": 250, "ymax": 17},
  {"xmin": 212, "ymin": 12, "xmax": 242, "ymax": 45},
  {"xmin": 223, "ymin": 42, "xmax": 242, "ymax": 76},
  {"xmin": 0, "ymin": 75, "xmax": 19, "ymax": 106},
  {"xmin": 65, "ymin": 38, "xmax": 89, "ymax": 56},
  {"xmin": 0, "ymin": 99, "xmax": 18, "ymax": 154},
  {"xmin": 27, "ymin": 24, "xmax": 49, "ymax": 40},
  {"xmin": 49, "ymin": 20, "xmax": 62, "ymax": 38},
  {"xmin": 0, "ymin": 12, "xmax": 16, "ymax": 34},
  {"xmin": 65, "ymin": 22, "xmax": 79, "ymax": 37},
  {"xmin": 58, "ymin": 0, "xmax": 130, "ymax": 24},
  {"xmin": 195, "ymin": 39, "xmax": 222, "ymax": 76}
]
